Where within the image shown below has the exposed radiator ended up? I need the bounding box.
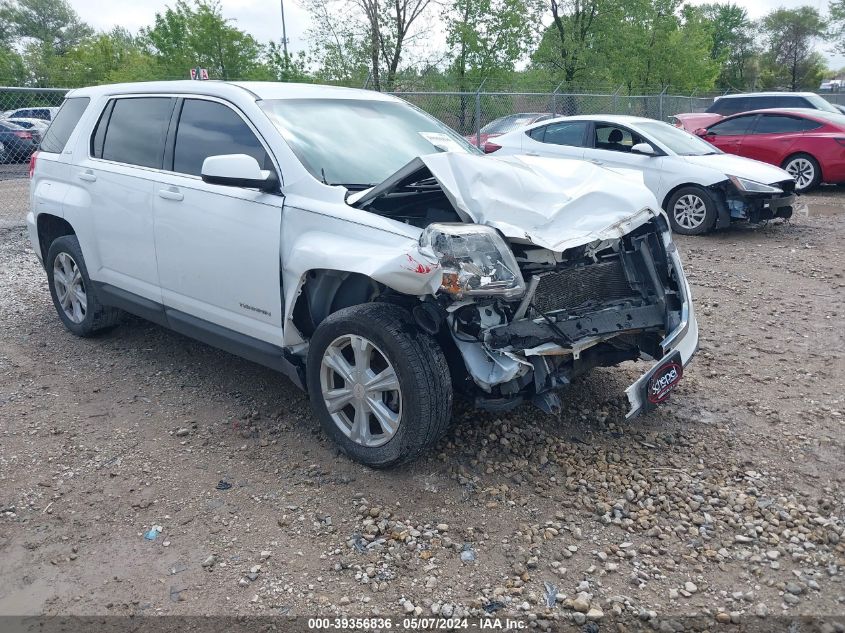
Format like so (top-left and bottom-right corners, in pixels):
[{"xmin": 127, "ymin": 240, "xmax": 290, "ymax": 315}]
[{"xmin": 531, "ymin": 259, "xmax": 637, "ymax": 314}]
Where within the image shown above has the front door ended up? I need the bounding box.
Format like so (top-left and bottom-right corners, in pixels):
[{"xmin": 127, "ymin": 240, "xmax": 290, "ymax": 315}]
[
  {"xmin": 700, "ymin": 114, "xmax": 758, "ymax": 157},
  {"xmin": 151, "ymin": 97, "xmax": 284, "ymax": 344},
  {"xmin": 581, "ymin": 122, "xmax": 666, "ymax": 198}
]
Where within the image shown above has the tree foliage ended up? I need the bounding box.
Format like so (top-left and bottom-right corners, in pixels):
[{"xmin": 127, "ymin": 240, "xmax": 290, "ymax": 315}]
[
  {"xmin": 759, "ymin": 7, "xmax": 827, "ymax": 91},
  {"xmin": 143, "ymin": 0, "xmax": 272, "ymax": 80}
]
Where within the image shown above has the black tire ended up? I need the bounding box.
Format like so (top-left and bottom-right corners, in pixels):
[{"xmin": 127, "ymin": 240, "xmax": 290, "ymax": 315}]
[
  {"xmin": 666, "ymin": 185, "xmax": 718, "ymax": 235},
  {"xmin": 46, "ymin": 235, "xmax": 121, "ymax": 337},
  {"xmin": 306, "ymin": 303, "xmax": 452, "ymax": 468},
  {"xmin": 782, "ymin": 153, "xmax": 821, "ymax": 193}
]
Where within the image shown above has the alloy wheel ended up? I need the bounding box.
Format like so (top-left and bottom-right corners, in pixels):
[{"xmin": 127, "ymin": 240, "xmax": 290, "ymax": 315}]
[
  {"xmin": 319, "ymin": 334, "xmax": 402, "ymax": 448},
  {"xmin": 53, "ymin": 252, "xmax": 88, "ymax": 323},
  {"xmin": 785, "ymin": 158, "xmax": 815, "ymax": 191},
  {"xmin": 673, "ymin": 194, "xmax": 707, "ymax": 230}
]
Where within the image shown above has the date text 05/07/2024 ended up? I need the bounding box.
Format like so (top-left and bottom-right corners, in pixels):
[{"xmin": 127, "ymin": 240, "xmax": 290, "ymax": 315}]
[{"xmin": 307, "ymin": 617, "xmax": 528, "ymax": 630}]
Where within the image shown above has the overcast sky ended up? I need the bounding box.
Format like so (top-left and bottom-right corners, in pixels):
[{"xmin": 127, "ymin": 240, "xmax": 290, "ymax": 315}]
[{"xmin": 65, "ymin": 0, "xmax": 844, "ymax": 69}]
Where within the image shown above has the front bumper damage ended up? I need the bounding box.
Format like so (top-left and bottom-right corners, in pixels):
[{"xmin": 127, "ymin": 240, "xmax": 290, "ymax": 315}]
[
  {"xmin": 711, "ymin": 179, "xmax": 796, "ymax": 228},
  {"xmin": 447, "ymin": 215, "xmax": 698, "ymax": 418}
]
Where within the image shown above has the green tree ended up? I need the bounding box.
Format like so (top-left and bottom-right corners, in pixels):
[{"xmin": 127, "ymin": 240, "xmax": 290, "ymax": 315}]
[
  {"xmin": 143, "ymin": 0, "xmax": 272, "ymax": 80},
  {"xmin": 532, "ymin": 0, "xmax": 610, "ymax": 87},
  {"xmin": 0, "ymin": 0, "xmax": 93, "ymax": 54},
  {"xmin": 303, "ymin": 0, "xmax": 432, "ymax": 90},
  {"xmin": 267, "ymin": 43, "xmax": 311, "ymax": 82},
  {"xmin": 443, "ymin": 0, "xmax": 536, "ymax": 129},
  {"xmin": 49, "ymin": 28, "xmax": 157, "ymax": 86},
  {"xmin": 759, "ymin": 7, "xmax": 826, "ymax": 91},
  {"xmin": 685, "ymin": 3, "xmax": 757, "ymax": 90}
]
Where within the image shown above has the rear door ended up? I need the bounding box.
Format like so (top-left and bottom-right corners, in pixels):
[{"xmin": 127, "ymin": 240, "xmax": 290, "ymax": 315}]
[
  {"xmin": 740, "ymin": 114, "xmax": 821, "ymax": 164},
  {"xmin": 151, "ymin": 97, "xmax": 283, "ymax": 344},
  {"xmin": 72, "ymin": 96, "xmax": 174, "ymax": 302},
  {"xmin": 701, "ymin": 114, "xmax": 757, "ymax": 155},
  {"xmin": 521, "ymin": 119, "xmax": 589, "ymax": 159}
]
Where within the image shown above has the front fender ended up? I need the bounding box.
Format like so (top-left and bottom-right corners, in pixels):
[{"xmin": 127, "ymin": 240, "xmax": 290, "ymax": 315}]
[{"xmin": 281, "ymin": 205, "xmax": 441, "ymax": 346}]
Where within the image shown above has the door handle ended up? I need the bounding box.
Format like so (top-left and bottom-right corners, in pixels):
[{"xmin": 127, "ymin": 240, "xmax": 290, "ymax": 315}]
[
  {"xmin": 78, "ymin": 170, "xmax": 96, "ymax": 182},
  {"xmin": 524, "ymin": 151, "xmax": 540, "ymax": 156},
  {"xmin": 589, "ymin": 159, "xmax": 604, "ymax": 165},
  {"xmin": 158, "ymin": 188, "xmax": 184, "ymax": 202}
]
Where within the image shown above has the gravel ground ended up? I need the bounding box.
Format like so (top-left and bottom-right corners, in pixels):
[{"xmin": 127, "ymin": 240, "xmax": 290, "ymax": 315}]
[{"xmin": 0, "ymin": 189, "xmax": 843, "ymax": 630}]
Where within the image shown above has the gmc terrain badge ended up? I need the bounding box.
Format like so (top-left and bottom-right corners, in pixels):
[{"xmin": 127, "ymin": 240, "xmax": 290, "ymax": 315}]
[{"xmin": 239, "ymin": 302, "xmax": 271, "ymax": 317}]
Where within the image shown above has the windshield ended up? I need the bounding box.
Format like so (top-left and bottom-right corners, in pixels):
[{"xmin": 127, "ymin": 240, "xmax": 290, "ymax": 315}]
[
  {"xmin": 637, "ymin": 121, "xmax": 721, "ymax": 156},
  {"xmin": 259, "ymin": 98, "xmax": 478, "ymax": 187},
  {"xmin": 804, "ymin": 94, "xmax": 840, "ymax": 113},
  {"xmin": 480, "ymin": 113, "xmax": 545, "ymax": 135}
]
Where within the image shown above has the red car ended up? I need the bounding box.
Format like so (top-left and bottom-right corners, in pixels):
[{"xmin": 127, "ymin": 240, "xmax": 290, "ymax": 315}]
[
  {"xmin": 695, "ymin": 108, "xmax": 845, "ymax": 192},
  {"xmin": 464, "ymin": 112, "xmax": 553, "ymax": 148}
]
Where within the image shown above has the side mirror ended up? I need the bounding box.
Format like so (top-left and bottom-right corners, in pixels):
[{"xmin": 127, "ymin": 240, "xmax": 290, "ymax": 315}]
[
  {"xmin": 201, "ymin": 154, "xmax": 277, "ymax": 192},
  {"xmin": 694, "ymin": 128, "xmax": 708, "ymax": 137},
  {"xmin": 630, "ymin": 142, "xmax": 656, "ymax": 156}
]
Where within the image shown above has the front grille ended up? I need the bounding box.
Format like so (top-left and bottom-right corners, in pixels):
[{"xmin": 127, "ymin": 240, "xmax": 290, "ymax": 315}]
[{"xmin": 532, "ymin": 259, "xmax": 636, "ymax": 314}]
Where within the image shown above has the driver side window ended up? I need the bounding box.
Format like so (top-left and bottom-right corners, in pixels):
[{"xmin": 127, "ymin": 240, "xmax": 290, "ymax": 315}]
[
  {"xmin": 172, "ymin": 99, "xmax": 272, "ymax": 177},
  {"xmin": 593, "ymin": 124, "xmax": 644, "ymax": 153}
]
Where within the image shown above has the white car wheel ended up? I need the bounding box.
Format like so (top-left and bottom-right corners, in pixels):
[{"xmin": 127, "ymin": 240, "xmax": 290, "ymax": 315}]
[
  {"xmin": 673, "ymin": 194, "xmax": 708, "ymax": 230},
  {"xmin": 784, "ymin": 156, "xmax": 818, "ymax": 192}
]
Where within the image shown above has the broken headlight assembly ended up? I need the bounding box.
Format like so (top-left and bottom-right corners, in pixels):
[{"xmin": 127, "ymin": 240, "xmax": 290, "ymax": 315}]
[
  {"xmin": 420, "ymin": 223, "xmax": 525, "ymax": 299},
  {"xmin": 728, "ymin": 175, "xmax": 783, "ymax": 194}
]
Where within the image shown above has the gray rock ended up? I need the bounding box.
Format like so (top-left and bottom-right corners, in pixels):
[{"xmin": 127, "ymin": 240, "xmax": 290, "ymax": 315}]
[{"xmin": 684, "ymin": 581, "xmax": 698, "ymax": 594}]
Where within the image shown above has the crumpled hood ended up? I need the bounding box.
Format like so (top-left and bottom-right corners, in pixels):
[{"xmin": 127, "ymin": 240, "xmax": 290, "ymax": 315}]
[
  {"xmin": 681, "ymin": 153, "xmax": 793, "ymax": 185},
  {"xmin": 353, "ymin": 152, "xmax": 663, "ymax": 252}
]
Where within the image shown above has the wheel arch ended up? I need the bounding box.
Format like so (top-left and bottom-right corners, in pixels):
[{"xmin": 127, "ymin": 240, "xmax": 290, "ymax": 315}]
[
  {"xmin": 291, "ymin": 269, "xmax": 388, "ymax": 340},
  {"xmin": 37, "ymin": 214, "xmax": 76, "ymax": 262}
]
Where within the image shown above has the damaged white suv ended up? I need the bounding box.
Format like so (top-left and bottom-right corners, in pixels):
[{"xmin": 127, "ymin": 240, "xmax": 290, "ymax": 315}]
[{"xmin": 29, "ymin": 81, "xmax": 698, "ymax": 467}]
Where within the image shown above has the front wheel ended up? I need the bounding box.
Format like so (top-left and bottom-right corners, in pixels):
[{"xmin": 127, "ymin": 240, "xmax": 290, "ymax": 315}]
[
  {"xmin": 306, "ymin": 303, "xmax": 452, "ymax": 468},
  {"xmin": 782, "ymin": 153, "xmax": 820, "ymax": 192},
  {"xmin": 666, "ymin": 186, "xmax": 717, "ymax": 235}
]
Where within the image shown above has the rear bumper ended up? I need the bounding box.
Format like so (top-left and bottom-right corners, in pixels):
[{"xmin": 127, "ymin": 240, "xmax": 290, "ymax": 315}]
[{"xmin": 26, "ymin": 211, "xmax": 42, "ymax": 264}]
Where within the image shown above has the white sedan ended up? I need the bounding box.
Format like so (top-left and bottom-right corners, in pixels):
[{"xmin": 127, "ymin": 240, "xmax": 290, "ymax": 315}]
[{"xmin": 489, "ymin": 114, "xmax": 797, "ymax": 235}]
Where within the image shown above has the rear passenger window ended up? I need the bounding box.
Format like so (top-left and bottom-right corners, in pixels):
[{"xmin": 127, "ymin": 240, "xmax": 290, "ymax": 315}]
[
  {"xmin": 173, "ymin": 99, "xmax": 269, "ymax": 176},
  {"xmin": 753, "ymin": 115, "xmax": 821, "ymax": 134},
  {"xmin": 100, "ymin": 97, "xmax": 175, "ymax": 169},
  {"xmin": 40, "ymin": 97, "xmax": 90, "ymax": 154}
]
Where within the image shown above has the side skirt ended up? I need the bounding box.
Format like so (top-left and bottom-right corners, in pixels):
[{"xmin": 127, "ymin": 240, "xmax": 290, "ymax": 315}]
[{"xmin": 96, "ymin": 283, "xmax": 305, "ymax": 390}]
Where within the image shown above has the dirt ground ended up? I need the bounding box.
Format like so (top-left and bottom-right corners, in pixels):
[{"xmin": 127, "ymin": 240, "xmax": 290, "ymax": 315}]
[{"xmin": 0, "ymin": 185, "xmax": 843, "ymax": 630}]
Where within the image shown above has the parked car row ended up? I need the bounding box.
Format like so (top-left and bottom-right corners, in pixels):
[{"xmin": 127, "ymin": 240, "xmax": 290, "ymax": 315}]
[
  {"xmin": 0, "ymin": 119, "xmax": 40, "ymax": 164},
  {"xmin": 0, "ymin": 107, "xmax": 55, "ymax": 163}
]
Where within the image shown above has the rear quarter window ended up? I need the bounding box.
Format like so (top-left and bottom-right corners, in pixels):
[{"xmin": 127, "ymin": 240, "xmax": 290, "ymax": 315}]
[{"xmin": 39, "ymin": 97, "xmax": 90, "ymax": 154}]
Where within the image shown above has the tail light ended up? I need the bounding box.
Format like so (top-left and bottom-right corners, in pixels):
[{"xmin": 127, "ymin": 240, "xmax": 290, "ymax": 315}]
[
  {"xmin": 13, "ymin": 130, "xmax": 33, "ymax": 140},
  {"xmin": 29, "ymin": 151, "xmax": 38, "ymax": 179},
  {"xmin": 483, "ymin": 141, "xmax": 502, "ymax": 154}
]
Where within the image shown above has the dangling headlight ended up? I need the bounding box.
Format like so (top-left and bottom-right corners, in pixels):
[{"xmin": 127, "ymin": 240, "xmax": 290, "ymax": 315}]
[
  {"xmin": 728, "ymin": 175, "xmax": 783, "ymax": 194},
  {"xmin": 420, "ymin": 223, "xmax": 525, "ymax": 299}
]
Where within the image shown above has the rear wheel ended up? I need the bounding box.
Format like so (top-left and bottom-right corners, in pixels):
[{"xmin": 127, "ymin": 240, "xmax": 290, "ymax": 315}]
[
  {"xmin": 666, "ymin": 186, "xmax": 717, "ymax": 235},
  {"xmin": 782, "ymin": 153, "xmax": 820, "ymax": 192},
  {"xmin": 306, "ymin": 303, "xmax": 452, "ymax": 468},
  {"xmin": 46, "ymin": 235, "xmax": 121, "ymax": 337}
]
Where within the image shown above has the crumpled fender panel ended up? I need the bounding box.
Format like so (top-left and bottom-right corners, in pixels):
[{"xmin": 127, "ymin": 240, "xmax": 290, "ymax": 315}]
[{"xmin": 280, "ymin": 202, "xmax": 440, "ymax": 346}]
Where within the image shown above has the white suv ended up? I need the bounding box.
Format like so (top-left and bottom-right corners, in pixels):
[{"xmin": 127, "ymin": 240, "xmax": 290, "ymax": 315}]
[{"xmin": 29, "ymin": 81, "xmax": 698, "ymax": 467}]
